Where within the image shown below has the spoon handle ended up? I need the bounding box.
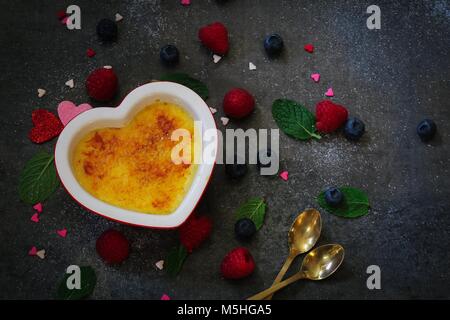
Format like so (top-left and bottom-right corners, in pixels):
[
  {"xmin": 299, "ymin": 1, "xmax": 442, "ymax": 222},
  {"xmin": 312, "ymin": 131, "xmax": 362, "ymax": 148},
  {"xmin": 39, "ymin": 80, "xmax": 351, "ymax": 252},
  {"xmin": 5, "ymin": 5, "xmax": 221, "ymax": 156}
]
[
  {"xmin": 264, "ymin": 253, "xmax": 296, "ymax": 300},
  {"xmin": 247, "ymin": 271, "xmax": 305, "ymax": 300}
]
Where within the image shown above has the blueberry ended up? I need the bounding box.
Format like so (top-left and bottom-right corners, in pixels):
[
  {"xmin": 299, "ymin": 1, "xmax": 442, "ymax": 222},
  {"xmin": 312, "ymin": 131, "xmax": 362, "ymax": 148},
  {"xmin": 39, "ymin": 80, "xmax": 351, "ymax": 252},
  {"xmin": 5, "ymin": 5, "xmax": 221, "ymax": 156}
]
[
  {"xmin": 225, "ymin": 155, "xmax": 247, "ymax": 179},
  {"xmin": 235, "ymin": 218, "xmax": 256, "ymax": 241},
  {"xmin": 344, "ymin": 117, "xmax": 365, "ymax": 141},
  {"xmin": 417, "ymin": 119, "xmax": 436, "ymax": 142},
  {"xmin": 160, "ymin": 44, "xmax": 180, "ymax": 66},
  {"xmin": 324, "ymin": 187, "xmax": 344, "ymax": 207},
  {"xmin": 96, "ymin": 18, "xmax": 118, "ymax": 42},
  {"xmin": 264, "ymin": 34, "xmax": 284, "ymax": 57}
]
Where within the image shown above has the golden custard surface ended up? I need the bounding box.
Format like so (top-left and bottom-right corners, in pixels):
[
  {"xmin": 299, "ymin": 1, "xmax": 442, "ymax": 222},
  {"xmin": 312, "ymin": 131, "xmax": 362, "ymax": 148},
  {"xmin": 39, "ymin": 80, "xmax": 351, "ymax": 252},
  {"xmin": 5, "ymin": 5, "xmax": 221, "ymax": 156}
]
[{"xmin": 73, "ymin": 101, "xmax": 196, "ymax": 214}]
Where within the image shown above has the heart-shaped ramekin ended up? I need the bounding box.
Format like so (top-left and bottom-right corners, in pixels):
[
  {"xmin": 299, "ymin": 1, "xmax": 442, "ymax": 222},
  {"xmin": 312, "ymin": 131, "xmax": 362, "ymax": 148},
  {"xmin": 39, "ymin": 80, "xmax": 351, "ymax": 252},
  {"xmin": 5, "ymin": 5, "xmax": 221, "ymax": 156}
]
[{"xmin": 55, "ymin": 82, "xmax": 217, "ymax": 229}]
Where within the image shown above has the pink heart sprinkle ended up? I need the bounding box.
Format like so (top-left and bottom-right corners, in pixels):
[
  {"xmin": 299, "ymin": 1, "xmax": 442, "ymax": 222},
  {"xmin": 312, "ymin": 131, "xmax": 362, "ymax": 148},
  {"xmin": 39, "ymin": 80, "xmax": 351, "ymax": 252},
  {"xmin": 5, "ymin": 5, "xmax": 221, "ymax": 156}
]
[
  {"xmin": 181, "ymin": 0, "xmax": 191, "ymax": 5},
  {"xmin": 161, "ymin": 294, "xmax": 171, "ymax": 300},
  {"xmin": 33, "ymin": 203, "xmax": 42, "ymax": 213},
  {"xmin": 280, "ymin": 171, "xmax": 289, "ymax": 181},
  {"xmin": 31, "ymin": 213, "xmax": 39, "ymax": 223},
  {"xmin": 57, "ymin": 101, "xmax": 92, "ymax": 126},
  {"xmin": 28, "ymin": 246, "xmax": 37, "ymax": 256},
  {"xmin": 311, "ymin": 73, "xmax": 320, "ymax": 83},
  {"xmin": 325, "ymin": 88, "xmax": 334, "ymax": 97},
  {"xmin": 57, "ymin": 229, "xmax": 67, "ymax": 238}
]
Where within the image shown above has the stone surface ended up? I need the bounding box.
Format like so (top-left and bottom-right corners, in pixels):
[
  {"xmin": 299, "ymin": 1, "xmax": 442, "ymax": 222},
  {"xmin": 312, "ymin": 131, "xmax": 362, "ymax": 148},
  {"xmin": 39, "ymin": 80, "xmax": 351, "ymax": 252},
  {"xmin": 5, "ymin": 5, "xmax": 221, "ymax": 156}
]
[{"xmin": 0, "ymin": 0, "xmax": 449, "ymax": 299}]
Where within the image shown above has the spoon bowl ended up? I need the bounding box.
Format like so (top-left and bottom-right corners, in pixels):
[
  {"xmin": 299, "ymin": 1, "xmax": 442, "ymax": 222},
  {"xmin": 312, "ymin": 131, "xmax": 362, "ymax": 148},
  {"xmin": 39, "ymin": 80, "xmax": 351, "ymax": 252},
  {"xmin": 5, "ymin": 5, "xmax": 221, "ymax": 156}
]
[
  {"xmin": 288, "ymin": 208, "xmax": 322, "ymax": 254},
  {"xmin": 301, "ymin": 244, "xmax": 345, "ymax": 280}
]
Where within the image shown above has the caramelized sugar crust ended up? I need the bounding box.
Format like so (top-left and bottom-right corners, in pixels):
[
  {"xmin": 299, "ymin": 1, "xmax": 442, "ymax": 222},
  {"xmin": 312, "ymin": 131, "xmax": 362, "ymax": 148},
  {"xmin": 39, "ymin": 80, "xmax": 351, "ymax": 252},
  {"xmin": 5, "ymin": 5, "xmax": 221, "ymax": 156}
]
[{"xmin": 72, "ymin": 101, "xmax": 197, "ymax": 214}]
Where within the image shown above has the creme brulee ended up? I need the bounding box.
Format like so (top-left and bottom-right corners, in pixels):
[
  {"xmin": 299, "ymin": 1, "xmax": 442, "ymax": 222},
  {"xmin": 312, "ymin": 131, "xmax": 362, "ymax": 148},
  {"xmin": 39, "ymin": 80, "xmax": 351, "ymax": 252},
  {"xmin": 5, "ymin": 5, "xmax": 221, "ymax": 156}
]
[{"xmin": 72, "ymin": 101, "xmax": 197, "ymax": 214}]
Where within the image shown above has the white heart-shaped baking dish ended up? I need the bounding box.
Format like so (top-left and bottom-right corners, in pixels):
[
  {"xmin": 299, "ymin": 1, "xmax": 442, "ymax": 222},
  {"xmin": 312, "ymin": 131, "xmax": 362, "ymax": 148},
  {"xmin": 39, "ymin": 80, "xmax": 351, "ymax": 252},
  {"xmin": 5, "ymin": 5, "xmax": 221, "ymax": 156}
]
[{"xmin": 55, "ymin": 82, "xmax": 217, "ymax": 228}]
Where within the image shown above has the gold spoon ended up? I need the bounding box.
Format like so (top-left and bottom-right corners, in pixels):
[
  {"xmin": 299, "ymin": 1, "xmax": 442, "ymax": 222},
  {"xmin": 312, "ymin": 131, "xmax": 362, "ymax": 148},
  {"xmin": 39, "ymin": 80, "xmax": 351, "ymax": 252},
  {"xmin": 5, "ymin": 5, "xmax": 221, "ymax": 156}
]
[
  {"xmin": 248, "ymin": 244, "xmax": 345, "ymax": 300},
  {"xmin": 265, "ymin": 208, "xmax": 322, "ymax": 300}
]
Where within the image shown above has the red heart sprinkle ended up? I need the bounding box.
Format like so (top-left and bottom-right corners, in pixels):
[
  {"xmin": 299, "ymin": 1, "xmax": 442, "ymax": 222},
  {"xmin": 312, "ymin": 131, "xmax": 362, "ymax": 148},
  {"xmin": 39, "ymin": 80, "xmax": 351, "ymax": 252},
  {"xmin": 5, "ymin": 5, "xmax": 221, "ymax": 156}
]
[
  {"xmin": 304, "ymin": 44, "xmax": 314, "ymax": 53},
  {"xmin": 56, "ymin": 10, "xmax": 67, "ymax": 20},
  {"xmin": 28, "ymin": 109, "xmax": 64, "ymax": 144},
  {"xmin": 28, "ymin": 246, "xmax": 37, "ymax": 256},
  {"xmin": 86, "ymin": 48, "xmax": 96, "ymax": 58}
]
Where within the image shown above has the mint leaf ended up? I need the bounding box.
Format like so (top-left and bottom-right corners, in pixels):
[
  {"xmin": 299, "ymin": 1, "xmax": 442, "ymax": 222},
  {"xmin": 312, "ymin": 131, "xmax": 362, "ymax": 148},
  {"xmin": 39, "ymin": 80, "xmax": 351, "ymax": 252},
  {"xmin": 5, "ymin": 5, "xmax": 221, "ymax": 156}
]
[
  {"xmin": 166, "ymin": 244, "xmax": 188, "ymax": 276},
  {"xmin": 235, "ymin": 198, "xmax": 267, "ymax": 230},
  {"xmin": 19, "ymin": 151, "xmax": 60, "ymax": 204},
  {"xmin": 317, "ymin": 187, "xmax": 370, "ymax": 218},
  {"xmin": 56, "ymin": 266, "xmax": 96, "ymax": 300},
  {"xmin": 159, "ymin": 73, "xmax": 209, "ymax": 100},
  {"xmin": 272, "ymin": 99, "xmax": 321, "ymax": 140}
]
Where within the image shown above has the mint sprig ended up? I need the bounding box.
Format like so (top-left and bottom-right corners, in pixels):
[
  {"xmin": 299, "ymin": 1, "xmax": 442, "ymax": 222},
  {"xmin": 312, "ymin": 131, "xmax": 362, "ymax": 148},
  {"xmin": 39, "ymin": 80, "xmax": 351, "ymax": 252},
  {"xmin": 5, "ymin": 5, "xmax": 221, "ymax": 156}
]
[
  {"xmin": 272, "ymin": 99, "xmax": 321, "ymax": 140},
  {"xmin": 317, "ymin": 187, "xmax": 370, "ymax": 218},
  {"xmin": 235, "ymin": 198, "xmax": 267, "ymax": 230},
  {"xmin": 19, "ymin": 151, "xmax": 60, "ymax": 204},
  {"xmin": 165, "ymin": 244, "xmax": 188, "ymax": 277}
]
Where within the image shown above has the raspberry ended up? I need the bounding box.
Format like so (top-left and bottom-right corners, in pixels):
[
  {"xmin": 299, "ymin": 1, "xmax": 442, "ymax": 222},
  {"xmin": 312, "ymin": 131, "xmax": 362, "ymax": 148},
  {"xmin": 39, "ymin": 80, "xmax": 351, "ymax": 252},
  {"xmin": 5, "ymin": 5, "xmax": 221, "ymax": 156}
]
[
  {"xmin": 96, "ymin": 229, "xmax": 130, "ymax": 264},
  {"xmin": 220, "ymin": 247, "xmax": 255, "ymax": 279},
  {"xmin": 86, "ymin": 68, "xmax": 118, "ymax": 102},
  {"xmin": 179, "ymin": 214, "xmax": 212, "ymax": 253},
  {"xmin": 198, "ymin": 22, "xmax": 229, "ymax": 55},
  {"xmin": 223, "ymin": 88, "xmax": 255, "ymax": 119},
  {"xmin": 315, "ymin": 100, "xmax": 348, "ymax": 133}
]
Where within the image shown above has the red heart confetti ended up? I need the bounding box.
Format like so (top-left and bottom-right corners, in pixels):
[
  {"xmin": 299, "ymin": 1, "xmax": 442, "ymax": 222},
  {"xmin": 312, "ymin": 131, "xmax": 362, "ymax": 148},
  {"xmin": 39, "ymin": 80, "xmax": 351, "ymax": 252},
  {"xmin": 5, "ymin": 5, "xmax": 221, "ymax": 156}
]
[
  {"xmin": 57, "ymin": 229, "xmax": 67, "ymax": 238},
  {"xmin": 86, "ymin": 48, "xmax": 96, "ymax": 58},
  {"xmin": 279, "ymin": 171, "xmax": 289, "ymax": 181},
  {"xmin": 161, "ymin": 294, "xmax": 171, "ymax": 300},
  {"xmin": 181, "ymin": 0, "xmax": 191, "ymax": 6},
  {"xmin": 28, "ymin": 109, "xmax": 64, "ymax": 144},
  {"xmin": 28, "ymin": 246, "xmax": 37, "ymax": 256},
  {"xmin": 33, "ymin": 203, "xmax": 43, "ymax": 213},
  {"xmin": 304, "ymin": 44, "xmax": 314, "ymax": 53},
  {"xmin": 56, "ymin": 10, "xmax": 67, "ymax": 21},
  {"xmin": 31, "ymin": 213, "xmax": 39, "ymax": 223}
]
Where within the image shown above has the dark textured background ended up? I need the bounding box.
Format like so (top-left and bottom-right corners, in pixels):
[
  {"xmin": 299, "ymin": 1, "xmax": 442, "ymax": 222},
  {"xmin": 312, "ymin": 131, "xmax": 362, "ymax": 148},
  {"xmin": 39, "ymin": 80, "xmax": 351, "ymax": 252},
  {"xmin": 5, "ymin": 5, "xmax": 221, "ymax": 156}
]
[{"xmin": 0, "ymin": 0, "xmax": 449, "ymax": 299}]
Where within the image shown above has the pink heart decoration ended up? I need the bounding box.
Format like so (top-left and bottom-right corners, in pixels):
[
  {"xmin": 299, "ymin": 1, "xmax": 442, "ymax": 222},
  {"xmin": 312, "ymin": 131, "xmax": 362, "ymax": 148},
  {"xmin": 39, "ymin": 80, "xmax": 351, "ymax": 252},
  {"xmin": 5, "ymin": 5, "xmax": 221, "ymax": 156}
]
[
  {"xmin": 279, "ymin": 171, "xmax": 289, "ymax": 181},
  {"xmin": 181, "ymin": 0, "xmax": 191, "ymax": 5},
  {"xmin": 57, "ymin": 229, "xmax": 67, "ymax": 238},
  {"xmin": 161, "ymin": 294, "xmax": 171, "ymax": 300},
  {"xmin": 31, "ymin": 213, "xmax": 39, "ymax": 223},
  {"xmin": 33, "ymin": 203, "xmax": 43, "ymax": 213},
  {"xmin": 311, "ymin": 73, "xmax": 320, "ymax": 83},
  {"xmin": 325, "ymin": 88, "xmax": 334, "ymax": 97},
  {"xmin": 28, "ymin": 246, "xmax": 37, "ymax": 256},
  {"xmin": 58, "ymin": 101, "xmax": 92, "ymax": 126}
]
